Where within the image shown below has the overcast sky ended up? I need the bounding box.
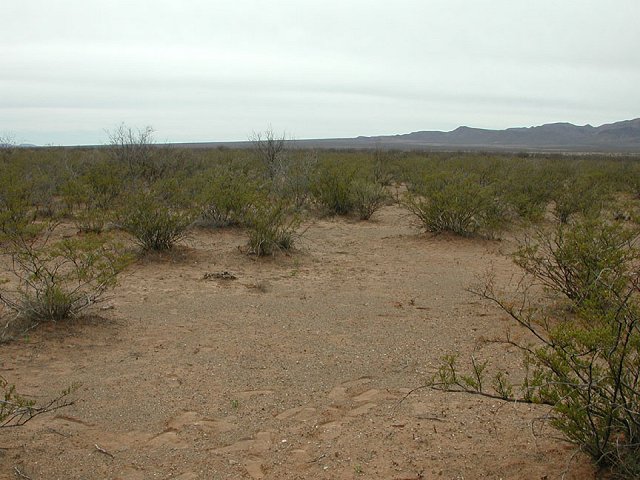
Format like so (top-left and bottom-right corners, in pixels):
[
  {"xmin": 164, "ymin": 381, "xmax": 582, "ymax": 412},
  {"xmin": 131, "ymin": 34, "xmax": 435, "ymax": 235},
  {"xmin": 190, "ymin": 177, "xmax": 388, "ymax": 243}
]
[{"xmin": 2, "ymin": 1, "xmax": 639, "ymax": 145}]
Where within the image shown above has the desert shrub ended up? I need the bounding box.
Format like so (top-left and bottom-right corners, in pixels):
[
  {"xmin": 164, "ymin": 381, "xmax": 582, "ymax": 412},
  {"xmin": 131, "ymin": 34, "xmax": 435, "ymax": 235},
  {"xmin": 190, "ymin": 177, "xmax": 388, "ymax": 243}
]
[
  {"xmin": 475, "ymin": 279, "xmax": 640, "ymax": 476},
  {"xmin": 371, "ymin": 147, "xmax": 394, "ymax": 186},
  {"xmin": 504, "ymin": 186, "xmax": 549, "ymax": 224},
  {"xmin": 0, "ymin": 151, "xmax": 82, "ymax": 229},
  {"xmin": 0, "ymin": 161, "xmax": 38, "ymax": 238},
  {"xmin": 1, "ymin": 376, "xmax": 74, "ymax": 427},
  {"xmin": 551, "ymin": 173, "xmax": 611, "ymax": 224},
  {"xmin": 393, "ymin": 154, "xmax": 434, "ymax": 191},
  {"xmin": 60, "ymin": 177, "xmax": 88, "ymax": 215},
  {"xmin": 251, "ymin": 128, "xmax": 288, "ymax": 181},
  {"xmin": 514, "ymin": 218, "xmax": 639, "ymax": 308},
  {"xmin": 196, "ymin": 168, "xmax": 260, "ymax": 228},
  {"xmin": 273, "ymin": 150, "xmax": 318, "ymax": 209},
  {"xmin": 31, "ymin": 163, "xmax": 68, "ymax": 219},
  {"xmin": 620, "ymin": 162, "xmax": 640, "ymax": 199},
  {"xmin": 311, "ymin": 160, "xmax": 358, "ymax": 215},
  {"xmin": 403, "ymin": 172, "xmax": 508, "ymax": 237},
  {"xmin": 433, "ymin": 286, "xmax": 640, "ymax": 477},
  {"xmin": 499, "ymin": 161, "xmax": 555, "ymax": 223},
  {"xmin": 0, "ymin": 133, "xmax": 16, "ymax": 156},
  {"xmin": 428, "ymin": 216, "xmax": 640, "ymax": 478},
  {"xmin": 65, "ymin": 191, "xmax": 110, "ymax": 233},
  {"xmin": 350, "ymin": 179, "xmax": 389, "ymax": 220},
  {"xmin": 117, "ymin": 188, "xmax": 195, "ymax": 251},
  {"xmin": 106, "ymin": 123, "xmax": 159, "ymax": 179},
  {"xmin": 60, "ymin": 162, "xmax": 124, "ymax": 233},
  {"xmin": 245, "ymin": 201, "xmax": 300, "ymax": 256},
  {"xmin": 0, "ymin": 231, "xmax": 130, "ymax": 329},
  {"xmin": 80, "ymin": 160, "xmax": 124, "ymax": 206}
]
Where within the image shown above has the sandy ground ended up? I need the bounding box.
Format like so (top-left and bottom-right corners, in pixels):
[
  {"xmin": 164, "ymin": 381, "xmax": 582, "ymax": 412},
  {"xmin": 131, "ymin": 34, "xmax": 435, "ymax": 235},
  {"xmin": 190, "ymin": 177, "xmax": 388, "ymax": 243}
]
[{"xmin": 0, "ymin": 205, "xmax": 596, "ymax": 479}]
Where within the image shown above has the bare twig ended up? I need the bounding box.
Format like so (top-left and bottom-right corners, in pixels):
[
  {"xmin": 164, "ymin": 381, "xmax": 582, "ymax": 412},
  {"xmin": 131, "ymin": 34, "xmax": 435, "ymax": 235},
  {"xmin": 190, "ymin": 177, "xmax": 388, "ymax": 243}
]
[
  {"xmin": 13, "ymin": 466, "xmax": 33, "ymax": 480},
  {"xmin": 393, "ymin": 384, "xmax": 430, "ymax": 412},
  {"xmin": 94, "ymin": 444, "xmax": 114, "ymax": 458},
  {"xmin": 1, "ymin": 380, "xmax": 76, "ymax": 428}
]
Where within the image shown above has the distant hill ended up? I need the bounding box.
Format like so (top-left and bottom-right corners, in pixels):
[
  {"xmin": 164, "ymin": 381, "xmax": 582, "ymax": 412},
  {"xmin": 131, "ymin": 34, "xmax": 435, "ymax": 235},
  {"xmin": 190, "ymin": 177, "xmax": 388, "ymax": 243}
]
[
  {"xmin": 361, "ymin": 118, "xmax": 640, "ymax": 152},
  {"xmin": 185, "ymin": 118, "xmax": 640, "ymax": 152}
]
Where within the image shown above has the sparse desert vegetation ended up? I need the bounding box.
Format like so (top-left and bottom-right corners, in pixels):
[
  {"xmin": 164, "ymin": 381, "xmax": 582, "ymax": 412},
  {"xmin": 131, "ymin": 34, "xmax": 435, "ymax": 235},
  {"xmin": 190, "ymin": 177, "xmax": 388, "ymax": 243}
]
[{"xmin": 2, "ymin": 136, "xmax": 640, "ymax": 478}]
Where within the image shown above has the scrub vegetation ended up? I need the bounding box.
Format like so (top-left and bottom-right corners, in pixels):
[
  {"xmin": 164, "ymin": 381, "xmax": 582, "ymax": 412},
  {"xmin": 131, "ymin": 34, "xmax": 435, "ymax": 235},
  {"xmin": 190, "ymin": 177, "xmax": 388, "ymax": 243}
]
[{"xmin": 2, "ymin": 127, "xmax": 640, "ymax": 477}]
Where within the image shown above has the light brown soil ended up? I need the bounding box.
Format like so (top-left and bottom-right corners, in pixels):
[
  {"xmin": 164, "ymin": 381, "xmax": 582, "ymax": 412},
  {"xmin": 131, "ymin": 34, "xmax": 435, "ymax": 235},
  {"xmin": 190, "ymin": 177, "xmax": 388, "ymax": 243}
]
[{"xmin": 1, "ymin": 206, "xmax": 595, "ymax": 479}]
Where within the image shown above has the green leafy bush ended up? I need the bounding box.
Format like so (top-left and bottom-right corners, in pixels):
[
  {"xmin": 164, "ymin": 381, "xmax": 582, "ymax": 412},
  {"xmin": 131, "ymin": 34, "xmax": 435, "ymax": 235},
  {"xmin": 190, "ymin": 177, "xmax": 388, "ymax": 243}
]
[
  {"xmin": 60, "ymin": 160, "xmax": 124, "ymax": 232},
  {"xmin": 311, "ymin": 160, "xmax": 357, "ymax": 215},
  {"xmin": 1, "ymin": 376, "xmax": 74, "ymax": 427},
  {"xmin": 472, "ymin": 279, "xmax": 640, "ymax": 477},
  {"xmin": 371, "ymin": 147, "xmax": 394, "ymax": 186},
  {"xmin": 551, "ymin": 174, "xmax": 610, "ymax": 224},
  {"xmin": 514, "ymin": 219, "xmax": 639, "ymax": 308},
  {"xmin": 514, "ymin": 219, "xmax": 639, "ymax": 305},
  {"xmin": 245, "ymin": 201, "xmax": 300, "ymax": 256},
  {"xmin": 429, "ymin": 216, "xmax": 640, "ymax": 478},
  {"xmin": 196, "ymin": 169, "xmax": 259, "ymax": 228},
  {"xmin": 0, "ymin": 161, "xmax": 38, "ymax": 238},
  {"xmin": 350, "ymin": 179, "xmax": 389, "ymax": 220},
  {"xmin": 403, "ymin": 172, "xmax": 508, "ymax": 237},
  {"xmin": 117, "ymin": 189, "xmax": 195, "ymax": 251},
  {"xmin": 273, "ymin": 151, "xmax": 318, "ymax": 209},
  {"xmin": 0, "ymin": 231, "xmax": 130, "ymax": 330},
  {"xmin": 498, "ymin": 161, "xmax": 555, "ymax": 223}
]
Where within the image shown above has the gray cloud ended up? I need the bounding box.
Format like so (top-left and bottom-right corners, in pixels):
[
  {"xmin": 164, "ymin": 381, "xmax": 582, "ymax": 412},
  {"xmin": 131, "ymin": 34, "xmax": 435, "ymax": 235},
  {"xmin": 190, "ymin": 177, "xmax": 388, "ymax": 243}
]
[{"xmin": 2, "ymin": 0, "xmax": 639, "ymax": 145}]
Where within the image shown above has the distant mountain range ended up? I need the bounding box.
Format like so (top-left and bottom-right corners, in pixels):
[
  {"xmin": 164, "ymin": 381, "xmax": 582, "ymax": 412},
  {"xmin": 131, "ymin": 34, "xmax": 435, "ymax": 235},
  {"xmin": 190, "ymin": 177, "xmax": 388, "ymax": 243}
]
[
  {"xmin": 303, "ymin": 118, "xmax": 640, "ymax": 152},
  {"xmin": 358, "ymin": 118, "xmax": 640, "ymax": 152},
  {"xmin": 191, "ymin": 118, "xmax": 640, "ymax": 153}
]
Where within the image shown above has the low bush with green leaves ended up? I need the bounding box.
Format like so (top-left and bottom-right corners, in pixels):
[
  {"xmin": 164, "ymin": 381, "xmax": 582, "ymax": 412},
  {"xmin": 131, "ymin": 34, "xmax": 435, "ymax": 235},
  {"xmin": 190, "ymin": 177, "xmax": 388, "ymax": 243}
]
[
  {"xmin": 195, "ymin": 168, "xmax": 259, "ymax": 228},
  {"xmin": 498, "ymin": 161, "xmax": 555, "ymax": 223},
  {"xmin": 403, "ymin": 171, "xmax": 508, "ymax": 237},
  {"xmin": 427, "ymin": 215, "xmax": 640, "ymax": 478},
  {"xmin": 0, "ymin": 161, "xmax": 38, "ymax": 238},
  {"xmin": 0, "ymin": 229, "xmax": 130, "ymax": 339},
  {"xmin": 551, "ymin": 173, "xmax": 611, "ymax": 224},
  {"xmin": 311, "ymin": 160, "xmax": 358, "ymax": 215},
  {"xmin": 350, "ymin": 179, "xmax": 389, "ymax": 220},
  {"xmin": 117, "ymin": 188, "xmax": 195, "ymax": 251},
  {"xmin": 245, "ymin": 201, "xmax": 300, "ymax": 256},
  {"xmin": 272, "ymin": 150, "xmax": 318, "ymax": 210},
  {"xmin": 60, "ymin": 161, "xmax": 124, "ymax": 233},
  {"xmin": 61, "ymin": 180, "xmax": 110, "ymax": 233},
  {"xmin": 1, "ymin": 375, "xmax": 75, "ymax": 428},
  {"xmin": 514, "ymin": 218, "xmax": 639, "ymax": 308}
]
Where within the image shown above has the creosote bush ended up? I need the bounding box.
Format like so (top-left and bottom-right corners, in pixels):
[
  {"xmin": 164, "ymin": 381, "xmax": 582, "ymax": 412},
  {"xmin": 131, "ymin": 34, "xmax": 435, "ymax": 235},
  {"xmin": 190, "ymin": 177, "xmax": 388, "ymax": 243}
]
[
  {"xmin": 196, "ymin": 168, "xmax": 259, "ymax": 228},
  {"xmin": 0, "ymin": 161, "xmax": 39, "ymax": 238},
  {"xmin": 551, "ymin": 174, "xmax": 610, "ymax": 224},
  {"xmin": 117, "ymin": 189, "xmax": 195, "ymax": 252},
  {"xmin": 60, "ymin": 161, "xmax": 123, "ymax": 233},
  {"xmin": 106, "ymin": 123, "xmax": 158, "ymax": 179},
  {"xmin": 1, "ymin": 375, "xmax": 75, "ymax": 428},
  {"xmin": 427, "ymin": 215, "xmax": 640, "ymax": 478},
  {"xmin": 350, "ymin": 179, "xmax": 389, "ymax": 220},
  {"xmin": 273, "ymin": 151, "xmax": 318, "ymax": 210},
  {"xmin": 250, "ymin": 129, "xmax": 318, "ymax": 209},
  {"xmin": 311, "ymin": 160, "xmax": 358, "ymax": 215},
  {"xmin": 499, "ymin": 161, "xmax": 555, "ymax": 223},
  {"xmin": 251, "ymin": 127, "xmax": 288, "ymax": 181},
  {"xmin": 514, "ymin": 218, "xmax": 639, "ymax": 308},
  {"xmin": 245, "ymin": 201, "xmax": 300, "ymax": 256},
  {"xmin": 403, "ymin": 172, "xmax": 508, "ymax": 237},
  {"xmin": 0, "ymin": 230, "xmax": 130, "ymax": 330}
]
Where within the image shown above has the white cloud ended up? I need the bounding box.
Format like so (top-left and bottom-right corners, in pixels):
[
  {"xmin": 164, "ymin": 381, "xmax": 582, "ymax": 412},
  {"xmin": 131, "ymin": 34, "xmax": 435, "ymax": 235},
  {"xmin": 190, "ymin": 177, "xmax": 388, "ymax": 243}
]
[{"xmin": 2, "ymin": 0, "xmax": 639, "ymax": 144}]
